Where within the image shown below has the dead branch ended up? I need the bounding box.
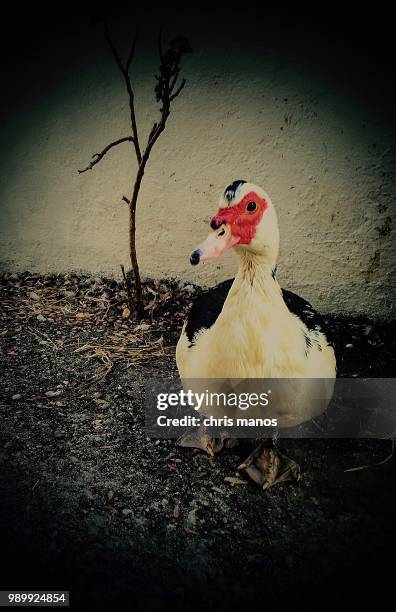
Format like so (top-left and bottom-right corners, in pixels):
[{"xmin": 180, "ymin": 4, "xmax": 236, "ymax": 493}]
[
  {"xmin": 170, "ymin": 78, "xmax": 186, "ymax": 102},
  {"xmin": 78, "ymin": 24, "xmax": 191, "ymax": 317},
  {"xmin": 157, "ymin": 27, "xmax": 164, "ymax": 64},
  {"xmin": 78, "ymin": 136, "xmax": 134, "ymax": 173},
  {"xmin": 126, "ymin": 31, "xmax": 139, "ymax": 72},
  {"xmin": 120, "ymin": 263, "xmax": 134, "ymax": 313},
  {"xmin": 104, "ymin": 24, "xmax": 142, "ymax": 164}
]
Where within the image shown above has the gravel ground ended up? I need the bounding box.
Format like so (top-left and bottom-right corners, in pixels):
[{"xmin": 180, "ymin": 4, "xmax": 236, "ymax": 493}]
[{"xmin": 0, "ymin": 273, "xmax": 395, "ymax": 610}]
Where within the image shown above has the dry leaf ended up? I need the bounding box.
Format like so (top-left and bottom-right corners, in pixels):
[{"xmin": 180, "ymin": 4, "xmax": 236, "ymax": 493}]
[
  {"xmin": 107, "ymin": 489, "xmax": 114, "ymax": 501},
  {"xmin": 184, "ymin": 527, "xmax": 198, "ymax": 535},
  {"xmin": 173, "ymin": 504, "xmax": 180, "ymax": 519},
  {"xmin": 224, "ymin": 476, "xmax": 247, "ymax": 486},
  {"xmin": 75, "ymin": 312, "xmax": 96, "ymax": 319},
  {"xmin": 92, "ymin": 419, "xmax": 103, "ymax": 429},
  {"xmin": 134, "ymin": 323, "xmax": 150, "ymax": 332},
  {"xmin": 122, "ymin": 307, "xmax": 130, "ymax": 319},
  {"xmin": 247, "ymin": 537, "xmax": 267, "ymax": 545}
]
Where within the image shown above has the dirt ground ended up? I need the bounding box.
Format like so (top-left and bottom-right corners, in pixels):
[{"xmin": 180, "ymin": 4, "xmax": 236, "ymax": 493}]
[{"xmin": 0, "ymin": 272, "xmax": 395, "ymax": 610}]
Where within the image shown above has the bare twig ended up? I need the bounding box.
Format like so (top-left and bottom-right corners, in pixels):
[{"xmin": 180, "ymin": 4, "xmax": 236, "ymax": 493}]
[
  {"xmin": 78, "ymin": 137, "xmax": 134, "ymax": 173},
  {"xmin": 104, "ymin": 24, "xmax": 142, "ymax": 164},
  {"xmin": 157, "ymin": 27, "xmax": 164, "ymax": 63},
  {"xmin": 169, "ymin": 67, "xmax": 180, "ymax": 93},
  {"xmin": 105, "ymin": 24, "xmax": 142, "ymax": 164},
  {"xmin": 104, "ymin": 23, "xmax": 125, "ymax": 76},
  {"xmin": 126, "ymin": 30, "xmax": 139, "ymax": 72},
  {"xmin": 120, "ymin": 263, "xmax": 134, "ymax": 313},
  {"xmin": 344, "ymin": 439, "xmax": 395, "ymax": 472},
  {"xmin": 170, "ymin": 78, "xmax": 186, "ymax": 101}
]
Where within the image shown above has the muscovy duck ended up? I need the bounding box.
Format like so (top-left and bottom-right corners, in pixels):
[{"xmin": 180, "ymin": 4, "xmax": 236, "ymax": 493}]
[{"xmin": 176, "ymin": 180, "xmax": 336, "ymax": 488}]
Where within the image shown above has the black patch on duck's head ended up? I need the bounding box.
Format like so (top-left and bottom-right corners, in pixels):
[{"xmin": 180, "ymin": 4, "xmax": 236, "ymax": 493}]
[
  {"xmin": 271, "ymin": 266, "xmax": 277, "ymax": 280},
  {"xmin": 224, "ymin": 180, "xmax": 246, "ymax": 204}
]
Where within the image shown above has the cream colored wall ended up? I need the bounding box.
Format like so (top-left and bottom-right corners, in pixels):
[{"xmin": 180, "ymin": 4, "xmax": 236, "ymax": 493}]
[{"xmin": 0, "ymin": 20, "xmax": 395, "ymax": 318}]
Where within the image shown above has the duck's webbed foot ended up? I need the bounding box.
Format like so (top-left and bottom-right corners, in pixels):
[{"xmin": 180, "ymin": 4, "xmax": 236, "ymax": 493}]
[
  {"xmin": 238, "ymin": 439, "xmax": 301, "ymax": 489},
  {"xmin": 176, "ymin": 427, "xmax": 226, "ymax": 457}
]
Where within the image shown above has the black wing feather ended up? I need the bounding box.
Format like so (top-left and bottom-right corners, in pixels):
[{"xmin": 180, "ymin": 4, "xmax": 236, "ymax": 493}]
[{"xmin": 185, "ymin": 279, "xmax": 233, "ymax": 344}]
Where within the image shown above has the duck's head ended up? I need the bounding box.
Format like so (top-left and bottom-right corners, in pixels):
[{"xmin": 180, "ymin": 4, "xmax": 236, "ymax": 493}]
[{"xmin": 190, "ymin": 180, "xmax": 279, "ymax": 266}]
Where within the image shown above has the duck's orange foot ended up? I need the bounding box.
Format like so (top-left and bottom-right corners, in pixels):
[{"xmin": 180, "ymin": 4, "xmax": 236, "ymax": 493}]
[
  {"xmin": 238, "ymin": 440, "xmax": 301, "ymax": 489},
  {"xmin": 176, "ymin": 428, "xmax": 226, "ymax": 457}
]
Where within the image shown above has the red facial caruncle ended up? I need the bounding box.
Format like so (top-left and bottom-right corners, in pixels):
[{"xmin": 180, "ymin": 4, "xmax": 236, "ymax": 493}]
[
  {"xmin": 210, "ymin": 192, "xmax": 268, "ymax": 244},
  {"xmin": 190, "ymin": 191, "xmax": 268, "ymax": 265}
]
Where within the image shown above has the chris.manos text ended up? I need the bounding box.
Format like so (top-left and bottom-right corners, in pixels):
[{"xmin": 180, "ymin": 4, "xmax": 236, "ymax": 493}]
[{"xmin": 156, "ymin": 415, "xmax": 278, "ymax": 427}]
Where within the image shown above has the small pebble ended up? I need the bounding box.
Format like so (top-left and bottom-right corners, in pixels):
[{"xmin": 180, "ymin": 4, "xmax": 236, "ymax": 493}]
[
  {"xmin": 36, "ymin": 315, "xmax": 46, "ymax": 322},
  {"xmin": 346, "ymin": 343, "xmax": 353, "ymax": 348},
  {"xmin": 12, "ymin": 394, "xmax": 22, "ymax": 400},
  {"xmin": 45, "ymin": 390, "xmax": 62, "ymax": 398},
  {"xmin": 54, "ymin": 430, "xmax": 65, "ymax": 440}
]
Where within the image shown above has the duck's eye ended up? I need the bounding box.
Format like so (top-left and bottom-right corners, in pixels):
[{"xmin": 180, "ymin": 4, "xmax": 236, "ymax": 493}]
[
  {"xmin": 246, "ymin": 201, "xmax": 257, "ymax": 212},
  {"xmin": 218, "ymin": 228, "xmax": 225, "ymax": 237}
]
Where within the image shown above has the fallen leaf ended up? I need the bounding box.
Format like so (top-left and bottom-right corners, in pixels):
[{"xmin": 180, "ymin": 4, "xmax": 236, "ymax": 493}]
[
  {"xmin": 107, "ymin": 489, "xmax": 114, "ymax": 501},
  {"xmin": 224, "ymin": 476, "xmax": 247, "ymax": 486},
  {"xmin": 75, "ymin": 312, "xmax": 96, "ymax": 319},
  {"xmin": 184, "ymin": 527, "xmax": 198, "ymax": 535},
  {"xmin": 173, "ymin": 504, "xmax": 180, "ymax": 519},
  {"xmin": 134, "ymin": 323, "xmax": 150, "ymax": 332},
  {"xmin": 92, "ymin": 419, "xmax": 103, "ymax": 429},
  {"xmin": 122, "ymin": 307, "xmax": 130, "ymax": 319},
  {"xmin": 246, "ymin": 537, "xmax": 267, "ymax": 545}
]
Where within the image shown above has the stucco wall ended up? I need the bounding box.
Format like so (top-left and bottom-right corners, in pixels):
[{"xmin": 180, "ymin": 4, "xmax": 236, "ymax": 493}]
[{"xmin": 0, "ymin": 13, "xmax": 395, "ymax": 318}]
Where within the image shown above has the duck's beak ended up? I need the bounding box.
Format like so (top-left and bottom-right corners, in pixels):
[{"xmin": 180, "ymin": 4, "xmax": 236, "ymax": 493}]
[{"xmin": 190, "ymin": 224, "xmax": 240, "ymax": 265}]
